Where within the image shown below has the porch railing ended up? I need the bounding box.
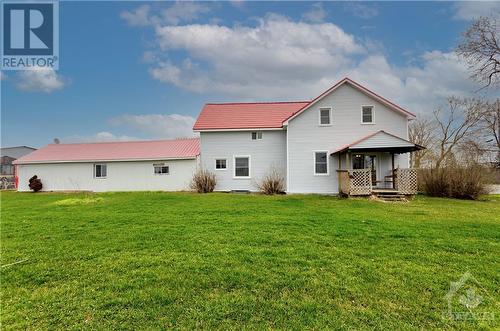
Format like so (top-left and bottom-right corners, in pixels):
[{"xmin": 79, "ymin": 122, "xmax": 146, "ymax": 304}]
[
  {"xmin": 338, "ymin": 168, "xmax": 418, "ymax": 196},
  {"xmin": 338, "ymin": 169, "xmax": 372, "ymax": 196},
  {"xmin": 394, "ymin": 168, "xmax": 418, "ymax": 195}
]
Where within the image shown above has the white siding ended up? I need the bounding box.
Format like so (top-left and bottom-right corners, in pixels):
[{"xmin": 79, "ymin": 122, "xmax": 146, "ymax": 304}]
[
  {"xmin": 353, "ymin": 131, "xmax": 414, "ymax": 149},
  {"xmin": 200, "ymin": 131, "xmax": 286, "ymax": 191},
  {"xmin": 287, "ymin": 83, "xmax": 410, "ymax": 194},
  {"xmin": 17, "ymin": 159, "xmax": 197, "ymax": 192}
]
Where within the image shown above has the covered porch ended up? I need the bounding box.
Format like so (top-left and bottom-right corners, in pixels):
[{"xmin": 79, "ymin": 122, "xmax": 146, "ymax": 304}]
[{"xmin": 332, "ymin": 131, "xmax": 424, "ymax": 197}]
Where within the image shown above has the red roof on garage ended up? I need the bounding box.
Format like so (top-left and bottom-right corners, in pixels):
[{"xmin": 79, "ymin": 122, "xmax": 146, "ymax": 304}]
[{"xmin": 13, "ymin": 138, "xmax": 200, "ymax": 164}]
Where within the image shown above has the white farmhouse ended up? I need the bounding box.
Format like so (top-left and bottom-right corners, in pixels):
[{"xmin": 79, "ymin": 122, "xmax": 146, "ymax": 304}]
[
  {"xmin": 15, "ymin": 78, "xmax": 423, "ymax": 195},
  {"xmin": 194, "ymin": 78, "xmax": 422, "ymax": 195}
]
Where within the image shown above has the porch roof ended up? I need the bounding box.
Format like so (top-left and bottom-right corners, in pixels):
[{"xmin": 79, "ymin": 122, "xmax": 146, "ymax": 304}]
[{"xmin": 330, "ymin": 130, "xmax": 425, "ymax": 155}]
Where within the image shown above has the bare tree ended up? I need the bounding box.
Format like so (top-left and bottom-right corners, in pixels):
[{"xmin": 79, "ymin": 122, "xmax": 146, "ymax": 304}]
[
  {"xmin": 481, "ymin": 99, "xmax": 500, "ymax": 165},
  {"xmin": 409, "ymin": 117, "xmax": 435, "ymax": 168},
  {"xmin": 456, "ymin": 15, "xmax": 500, "ymax": 88},
  {"xmin": 433, "ymin": 97, "xmax": 483, "ymax": 168}
]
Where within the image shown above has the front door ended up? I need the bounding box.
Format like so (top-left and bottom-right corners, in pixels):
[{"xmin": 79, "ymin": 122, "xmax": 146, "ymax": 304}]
[
  {"xmin": 352, "ymin": 154, "xmax": 378, "ymax": 187},
  {"xmin": 365, "ymin": 155, "xmax": 377, "ymax": 186}
]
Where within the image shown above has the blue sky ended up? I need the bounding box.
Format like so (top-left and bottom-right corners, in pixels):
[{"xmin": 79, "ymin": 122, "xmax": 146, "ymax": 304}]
[{"xmin": 1, "ymin": 1, "xmax": 499, "ymax": 148}]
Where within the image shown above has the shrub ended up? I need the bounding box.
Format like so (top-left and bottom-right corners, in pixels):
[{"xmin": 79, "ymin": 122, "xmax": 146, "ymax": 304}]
[
  {"xmin": 190, "ymin": 169, "xmax": 216, "ymax": 193},
  {"xmin": 258, "ymin": 168, "xmax": 285, "ymax": 195},
  {"xmin": 421, "ymin": 165, "xmax": 489, "ymax": 200},
  {"xmin": 28, "ymin": 175, "xmax": 42, "ymax": 192}
]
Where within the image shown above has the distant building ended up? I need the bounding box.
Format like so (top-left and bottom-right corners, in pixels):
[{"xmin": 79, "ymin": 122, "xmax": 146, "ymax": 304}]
[
  {"xmin": 1, "ymin": 146, "xmax": 37, "ymax": 159},
  {"xmin": 1, "ymin": 146, "xmax": 36, "ymax": 175},
  {"xmin": 1, "ymin": 146, "xmax": 36, "ymax": 189}
]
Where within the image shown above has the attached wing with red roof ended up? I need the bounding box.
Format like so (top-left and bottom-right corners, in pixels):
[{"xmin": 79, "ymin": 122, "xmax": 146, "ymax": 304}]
[{"xmin": 14, "ymin": 138, "xmax": 200, "ymax": 164}]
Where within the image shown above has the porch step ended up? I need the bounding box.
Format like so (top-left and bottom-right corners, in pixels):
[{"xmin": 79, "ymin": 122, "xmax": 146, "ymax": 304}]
[
  {"xmin": 372, "ymin": 190, "xmax": 407, "ymax": 202},
  {"xmin": 374, "ymin": 193, "xmax": 407, "ymax": 202}
]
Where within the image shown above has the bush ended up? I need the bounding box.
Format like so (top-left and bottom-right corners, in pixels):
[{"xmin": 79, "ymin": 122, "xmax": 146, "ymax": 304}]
[
  {"xmin": 421, "ymin": 165, "xmax": 489, "ymax": 200},
  {"xmin": 258, "ymin": 168, "xmax": 285, "ymax": 195},
  {"xmin": 190, "ymin": 169, "xmax": 216, "ymax": 193},
  {"xmin": 28, "ymin": 175, "xmax": 42, "ymax": 192}
]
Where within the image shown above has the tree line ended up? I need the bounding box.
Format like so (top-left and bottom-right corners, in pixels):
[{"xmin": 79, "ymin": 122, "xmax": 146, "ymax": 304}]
[{"xmin": 410, "ymin": 14, "xmax": 499, "ymax": 169}]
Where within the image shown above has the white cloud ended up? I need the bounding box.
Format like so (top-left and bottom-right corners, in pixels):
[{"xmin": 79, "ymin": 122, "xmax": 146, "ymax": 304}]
[
  {"xmin": 453, "ymin": 2, "xmax": 500, "ymax": 21},
  {"xmin": 161, "ymin": 1, "xmax": 210, "ymax": 25},
  {"xmin": 61, "ymin": 114, "xmax": 196, "ymax": 143},
  {"xmin": 15, "ymin": 68, "xmax": 67, "ymax": 93},
  {"xmin": 142, "ymin": 50, "xmax": 158, "ymax": 63},
  {"xmin": 127, "ymin": 8, "xmax": 490, "ymax": 115},
  {"xmin": 109, "ymin": 114, "xmax": 197, "ymax": 139},
  {"xmin": 151, "ymin": 14, "xmax": 364, "ymax": 99},
  {"xmin": 344, "ymin": 3, "xmax": 378, "ymax": 19},
  {"xmin": 121, "ymin": 5, "xmax": 152, "ymax": 26},
  {"xmin": 302, "ymin": 3, "xmax": 327, "ymax": 23},
  {"xmin": 121, "ymin": 2, "xmax": 210, "ymax": 27},
  {"xmin": 62, "ymin": 132, "xmax": 138, "ymax": 143},
  {"xmin": 343, "ymin": 51, "xmax": 480, "ymax": 115}
]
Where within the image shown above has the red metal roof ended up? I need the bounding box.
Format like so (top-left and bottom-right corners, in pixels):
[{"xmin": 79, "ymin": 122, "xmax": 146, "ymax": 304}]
[
  {"xmin": 193, "ymin": 101, "xmax": 309, "ymax": 130},
  {"xmin": 14, "ymin": 138, "xmax": 200, "ymax": 164}
]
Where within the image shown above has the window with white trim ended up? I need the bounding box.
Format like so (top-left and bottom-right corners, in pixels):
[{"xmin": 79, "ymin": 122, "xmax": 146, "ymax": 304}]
[
  {"xmin": 94, "ymin": 164, "xmax": 107, "ymax": 178},
  {"xmin": 362, "ymin": 106, "xmax": 374, "ymax": 123},
  {"xmin": 251, "ymin": 131, "xmax": 263, "ymax": 140},
  {"xmin": 154, "ymin": 163, "xmax": 169, "ymax": 175},
  {"xmin": 314, "ymin": 152, "xmax": 328, "ymax": 175},
  {"xmin": 319, "ymin": 107, "xmax": 331, "ymax": 125},
  {"xmin": 215, "ymin": 159, "xmax": 227, "ymax": 170},
  {"xmin": 234, "ymin": 156, "xmax": 250, "ymax": 177}
]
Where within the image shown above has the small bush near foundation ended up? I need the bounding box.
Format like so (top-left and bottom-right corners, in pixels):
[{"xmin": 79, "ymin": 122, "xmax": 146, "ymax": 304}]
[
  {"xmin": 28, "ymin": 175, "xmax": 42, "ymax": 192},
  {"xmin": 258, "ymin": 169, "xmax": 285, "ymax": 195},
  {"xmin": 191, "ymin": 169, "xmax": 216, "ymax": 193},
  {"xmin": 421, "ymin": 165, "xmax": 489, "ymax": 200}
]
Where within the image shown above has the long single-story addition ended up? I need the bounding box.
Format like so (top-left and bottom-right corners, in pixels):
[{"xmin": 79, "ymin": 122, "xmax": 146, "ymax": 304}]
[{"xmin": 14, "ymin": 138, "xmax": 199, "ymax": 192}]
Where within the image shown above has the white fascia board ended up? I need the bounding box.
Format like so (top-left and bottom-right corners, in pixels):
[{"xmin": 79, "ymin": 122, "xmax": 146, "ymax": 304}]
[{"xmin": 15, "ymin": 156, "xmax": 198, "ymax": 165}]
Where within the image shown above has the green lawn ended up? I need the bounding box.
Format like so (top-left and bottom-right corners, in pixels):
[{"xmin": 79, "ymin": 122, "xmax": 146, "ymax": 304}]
[{"xmin": 1, "ymin": 192, "xmax": 499, "ymax": 330}]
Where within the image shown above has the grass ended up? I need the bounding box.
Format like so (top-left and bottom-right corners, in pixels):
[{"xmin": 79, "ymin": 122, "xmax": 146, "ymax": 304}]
[{"xmin": 1, "ymin": 191, "xmax": 499, "ymax": 330}]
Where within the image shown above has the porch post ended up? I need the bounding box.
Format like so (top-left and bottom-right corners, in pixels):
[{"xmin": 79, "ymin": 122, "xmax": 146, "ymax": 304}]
[
  {"xmin": 391, "ymin": 153, "xmax": 395, "ymax": 189},
  {"xmin": 337, "ymin": 152, "xmax": 341, "ymax": 194}
]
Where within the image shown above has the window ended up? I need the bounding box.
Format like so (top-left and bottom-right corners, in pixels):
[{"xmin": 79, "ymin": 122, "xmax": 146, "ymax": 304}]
[
  {"xmin": 234, "ymin": 156, "xmax": 250, "ymax": 178},
  {"xmin": 215, "ymin": 159, "xmax": 227, "ymax": 170},
  {"xmin": 314, "ymin": 152, "xmax": 328, "ymax": 175},
  {"xmin": 154, "ymin": 163, "xmax": 169, "ymax": 174},
  {"xmin": 251, "ymin": 131, "xmax": 263, "ymax": 140},
  {"xmin": 94, "ymin": 164, "xmax": 107, "ymax": 178},
  {"xmin": 319, "ymin": 107, "xmax": 331, "ymax": 125},
  {"xmin": 362, "ymin": 106, "xmax": 374, "ymax": 123}
]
